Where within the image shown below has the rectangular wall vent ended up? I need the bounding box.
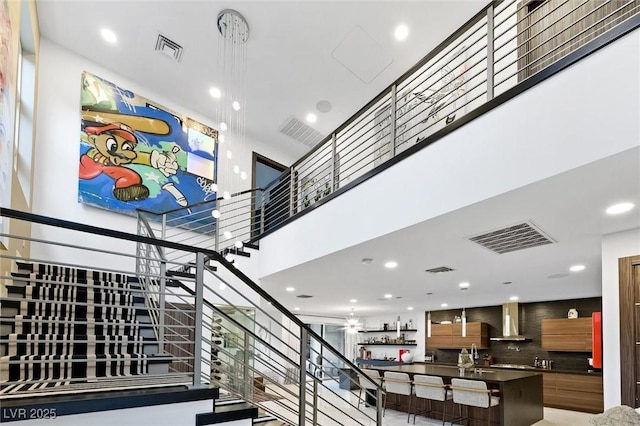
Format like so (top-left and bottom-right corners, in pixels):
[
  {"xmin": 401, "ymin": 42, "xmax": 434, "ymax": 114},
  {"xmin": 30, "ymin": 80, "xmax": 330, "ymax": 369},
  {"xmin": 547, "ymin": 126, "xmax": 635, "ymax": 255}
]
[
  {"xmin": 279, "ymin": 116, "xmax": 324, "ymax": 148},
  {"xmin": 468, "ymin": 221, "xmax": 555, "ymax": 254},
  {"xmin": 155, "ymin": 34, "xmax": 183, "ymax": 62},
  {"xmin": 425, "ymin": 266, "xmax": 455, "ymax": 273}
]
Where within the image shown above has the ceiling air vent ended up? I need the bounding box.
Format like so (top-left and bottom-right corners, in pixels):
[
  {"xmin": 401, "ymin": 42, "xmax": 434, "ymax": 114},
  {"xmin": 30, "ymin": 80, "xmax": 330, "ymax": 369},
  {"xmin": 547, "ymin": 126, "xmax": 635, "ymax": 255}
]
[
  {"xmin": 469, "ymin": 220, "xmax": 555, "ymax": 254},
  {"xmin": 279, "ymin": 116, "xmax": 324, "ymax": 148},
  {"xmin": 155, "ymin": 34, "xmax": 183, "ymax": 62},
  {"xmin": 296, "ymin": 294, "xmax": 313, "ymax": 299},
  {"xmin": 425, "ymin": 266, "xmax": 455, "ymax": 274}
]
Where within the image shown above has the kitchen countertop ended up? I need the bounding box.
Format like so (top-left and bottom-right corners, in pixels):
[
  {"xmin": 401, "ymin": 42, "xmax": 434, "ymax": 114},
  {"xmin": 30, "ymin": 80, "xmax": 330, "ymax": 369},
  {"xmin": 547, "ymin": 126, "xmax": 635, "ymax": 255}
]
[{"xmin": 414, "ymin": 361, "xmax": 602, "ymax": 376}]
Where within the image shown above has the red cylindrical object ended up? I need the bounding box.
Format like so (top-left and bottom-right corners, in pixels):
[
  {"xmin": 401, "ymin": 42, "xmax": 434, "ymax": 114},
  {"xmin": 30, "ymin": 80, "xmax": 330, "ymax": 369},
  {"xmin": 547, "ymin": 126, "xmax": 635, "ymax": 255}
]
[
  {"xmin": 399, "ymin": 349, "xmax": 409, "ymax": 362},
  {"xmin": 592, "ymin": 312, "xmax": 602, "ymax": 369}
]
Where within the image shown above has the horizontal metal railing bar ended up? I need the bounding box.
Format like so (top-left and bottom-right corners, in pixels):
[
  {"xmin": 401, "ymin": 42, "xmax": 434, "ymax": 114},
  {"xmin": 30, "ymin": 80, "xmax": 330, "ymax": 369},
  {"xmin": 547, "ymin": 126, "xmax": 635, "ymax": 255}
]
[
  {"xmin": 290, "ymin": 2, "xmax": 493, "ymax": 170},
  {"xmin": 522, "ymin": 2, "xmax": 638, "ymax": 72},
  {"xmin": 200, "ymin": 277, "xmax": 303, "ymax": 359},
  {"xmin": 0, "ymin": 372, "xmax": 194, "ymax": 388},
  {"xmin": 395, "ymin": 16, "xmax": 488, "ymax": 99},
  {"xmin": 493, "ymin": 0, "xmax": 623, "ymax": 77},
  {"xmin": 334, "ymin": 98, "xmax": 390, "ymax": 153},
  {"xmin": 395, "ymin": 35, "xmax": 489, "ymax": 125},
  {"xmin": 0, "ymin": 208, "xmax": 221, "ymax": 260},
  {"xmin": 174, "ymin": 276, "xmax": 303, "ymax": 368},
  {"xmin": 137, "ymin": 188, "xmax": 263, "ymax": 217},
  {"xmin": 494, "ymin": 2, "xmax": 638, "ymax": 86}
]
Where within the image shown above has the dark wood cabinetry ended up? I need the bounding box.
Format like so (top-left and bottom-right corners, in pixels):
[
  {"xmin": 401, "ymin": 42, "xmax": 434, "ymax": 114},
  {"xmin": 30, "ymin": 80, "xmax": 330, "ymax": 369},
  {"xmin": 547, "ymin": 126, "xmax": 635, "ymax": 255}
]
[
  {"xmin": 427, "ymin": 322, "xmax": 488, "ymax": 349},
  {"xmin": 543, "ymin": 372, "xmax": 603, "ymax": 413},
  {"xmin": 541, "ymin": 318, "xmax": 592, "ymax": 351}
]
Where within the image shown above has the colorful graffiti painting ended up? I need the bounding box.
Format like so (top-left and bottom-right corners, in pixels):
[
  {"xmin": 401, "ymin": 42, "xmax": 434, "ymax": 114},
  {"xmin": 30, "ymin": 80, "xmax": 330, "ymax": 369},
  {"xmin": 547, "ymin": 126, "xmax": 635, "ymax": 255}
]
[{"xmin": 79, "ymin": 71, "xmax": 217, "ymax": 228}]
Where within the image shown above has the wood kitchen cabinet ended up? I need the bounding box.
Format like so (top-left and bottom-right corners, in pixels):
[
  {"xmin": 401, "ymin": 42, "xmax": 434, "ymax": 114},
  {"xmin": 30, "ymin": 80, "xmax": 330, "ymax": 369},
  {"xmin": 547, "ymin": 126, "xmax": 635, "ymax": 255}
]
[
  {"xmin": 541, "ymin": 318, "xmax": 592, "ymax": 351},
  {"xmin": 543, "ymin": 372, "xmax": 603, "ymax": 413},
  {"xmin": 427, "ymin": 322, "xmax": 488, "ymax": 349}
]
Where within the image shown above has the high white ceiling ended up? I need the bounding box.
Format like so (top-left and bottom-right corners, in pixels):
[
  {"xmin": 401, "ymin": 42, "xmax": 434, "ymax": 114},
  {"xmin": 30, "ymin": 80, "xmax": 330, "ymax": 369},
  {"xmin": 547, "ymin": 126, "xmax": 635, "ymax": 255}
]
[
  {"xmin": 36, "ymin": 0, "xmax": 488, "ymax": 158},
  {"xmin": 35, "ymin": 1, "xmax": 640, "ymax": 319},
  {"xmin": 259, "ymin": 147, "xmax": 640, "ymax": 317}
]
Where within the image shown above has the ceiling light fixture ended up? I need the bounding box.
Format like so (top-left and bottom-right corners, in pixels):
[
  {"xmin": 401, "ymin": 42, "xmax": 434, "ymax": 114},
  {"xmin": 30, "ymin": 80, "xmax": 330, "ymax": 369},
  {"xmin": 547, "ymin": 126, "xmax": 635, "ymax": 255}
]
[
  {"xmin": 209, "ymin": 87, "xmax": 221, "ymax": 98},
  {"xmin": 407, "ymin": 306, "xmax": 414, "ymax": 311},
  {"xmin": 441, "ymin": 303, "xmax": 448, "ymax": 308},
  {"xmin": 215, "ymin": 9, "xmax": 250, "ymax": 225},
  {"xmin": 569, "ymin": 264, "xmax": 585, "ymax": 272},
  {"xmin": 459, "ymin": 282, "xmax": 470, "ymax": 289},
  {"xmin": 384, "ymin": 294, "xmax": 393, "ymax": 299},
  {"xmin": 394, "ymin": 24, "xmax": 409, "ymax": 41},
  {"xmin": 306, "ymin": 113, "xmax": 317, "ymax": 123},
  {"xmin": 100, "ymin": 28, "xmax": 117, "ymax": 44},
  {"xmin": 286, "ymin": 287, "xmax": 295, "ymax": 292},
  {"xmin": 350, "ymin": 299, "xmax": 357, "ymax": 303},
  {"xmin": 384, "ymin": 261, "xmax": 398, "ymax": 269},
  {"xmin": 606, "ymin": 202, "xmax": 635, "ymax": 215},
  {"xmin": 294, "ymin": 307, "xmax": 300, "ymax": 311},
  {"xmin": 510, "ymin": 296, "xmax": 519, "ymax": 301}
]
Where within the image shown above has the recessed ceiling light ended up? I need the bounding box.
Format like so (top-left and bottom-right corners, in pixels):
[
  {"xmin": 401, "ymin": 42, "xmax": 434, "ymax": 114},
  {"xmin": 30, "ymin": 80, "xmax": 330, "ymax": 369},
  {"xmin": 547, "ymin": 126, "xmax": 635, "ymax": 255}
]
[
  {"xmin": 407, "ymin": 306, "xmax": 414, "ymax": 311},
  {"xmin": 394, "ymin": 24, "xmax": 409, "ymax": 41},
  {"xmin": 459, "ymin": 282, "xmax": 470, "ymax": 288},
  {"xmin": 306, "ymin": 113, "xmax": 317, "ymax": 123},
  {"xmin": 209, "ymin": 87, "xmax": 221, "ymax": 99},
  {"xmin": 384, "ymin": 294, "xmax": 393, "ymax": 299},
  {"xmin": 294, "ymin": 307, "xmax": 300, "ymax": 311},
  {"xmin": 569, "ymin": 264, "xmax": 585, "ymax": 272},
  {"xmin": 384, "ymin": 261, "xmax": 398, "ymax": 269},
  {"xmin": 101, "ymin": 28, "xmax": 117, "ymax": 44},
  {"xmin": 350, "ymin": 299, "xmax": 357, "ymax": 303},
  {"xmin": 509, "ymin": 296, "xmax": 519, "ymax": 301},
  {"xmin": 441, "ymin": 303, "xmax": 448, "ymax": 308},
  {"xmin": 286, "ymin": 287, "xmax": 295, "ymax": 292},
  {"xmin": 606, "ymin": 202, "xmax": 635, "ymax": 215}
]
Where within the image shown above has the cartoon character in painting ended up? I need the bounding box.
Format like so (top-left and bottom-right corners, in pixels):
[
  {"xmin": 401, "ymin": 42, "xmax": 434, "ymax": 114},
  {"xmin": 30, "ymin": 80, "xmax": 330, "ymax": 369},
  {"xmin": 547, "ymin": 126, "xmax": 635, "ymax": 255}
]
[{"xmin": 79, "ymin": 122, "xmax": 178, "ymax": 202}]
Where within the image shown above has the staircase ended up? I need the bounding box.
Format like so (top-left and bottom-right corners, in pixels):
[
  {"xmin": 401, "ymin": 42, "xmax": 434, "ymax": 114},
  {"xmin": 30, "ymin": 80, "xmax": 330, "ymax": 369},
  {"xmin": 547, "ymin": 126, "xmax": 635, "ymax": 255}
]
[
  {"xmin": 1, "ymin": 207, "xmax": 384, "ymax": 425},
  {"xmin": 0, "ymin": 261, "xmax": 177, "ymax": 396}
]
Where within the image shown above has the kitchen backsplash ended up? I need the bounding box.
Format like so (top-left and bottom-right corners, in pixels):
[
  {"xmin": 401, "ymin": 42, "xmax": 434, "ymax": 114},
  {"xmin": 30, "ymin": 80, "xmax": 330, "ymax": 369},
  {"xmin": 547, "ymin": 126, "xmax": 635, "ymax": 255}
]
[{"xmin": 428, "ymin": 297, "xmax": 602, "ymax": 372}]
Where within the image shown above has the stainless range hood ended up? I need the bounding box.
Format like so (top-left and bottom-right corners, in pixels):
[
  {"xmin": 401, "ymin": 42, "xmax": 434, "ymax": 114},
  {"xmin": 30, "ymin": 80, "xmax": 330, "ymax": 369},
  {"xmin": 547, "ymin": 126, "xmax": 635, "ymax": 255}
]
[{"xmin": 490, "ymin": 302, "xmax": 531, "ymax": 341}]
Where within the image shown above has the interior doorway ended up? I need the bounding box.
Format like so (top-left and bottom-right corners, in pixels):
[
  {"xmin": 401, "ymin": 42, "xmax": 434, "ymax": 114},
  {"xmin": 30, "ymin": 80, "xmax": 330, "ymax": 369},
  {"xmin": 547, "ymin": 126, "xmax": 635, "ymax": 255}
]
[{"xmin": 251, "ymin": 153, "xmax": 287, "ymax": 238}]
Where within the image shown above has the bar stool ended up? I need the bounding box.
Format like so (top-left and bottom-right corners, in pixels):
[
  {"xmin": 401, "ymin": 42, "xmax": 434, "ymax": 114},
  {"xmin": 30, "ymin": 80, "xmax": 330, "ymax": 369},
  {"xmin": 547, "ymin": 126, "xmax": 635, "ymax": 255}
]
[
  {"xmin": 357, "ymin": 369, "xmax": 385, "ymax": 410},
  {"xmin": 412, "ymin": 375, "xmax": 453, "ymax": 425},
  {"xmin": 450, "ymin": 378, "xmax": 500, "ymax": 425},
  {"xmin": 383, "ymin": 371, "xmax": 415, "ymax": 423}
]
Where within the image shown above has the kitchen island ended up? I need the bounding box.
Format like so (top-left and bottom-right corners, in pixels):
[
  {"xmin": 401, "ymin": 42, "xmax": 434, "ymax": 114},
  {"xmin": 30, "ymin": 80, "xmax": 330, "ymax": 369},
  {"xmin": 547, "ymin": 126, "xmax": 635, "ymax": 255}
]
[{"xmin": 367, "ymin": 363, "xmax": 543, "ymax": 426}]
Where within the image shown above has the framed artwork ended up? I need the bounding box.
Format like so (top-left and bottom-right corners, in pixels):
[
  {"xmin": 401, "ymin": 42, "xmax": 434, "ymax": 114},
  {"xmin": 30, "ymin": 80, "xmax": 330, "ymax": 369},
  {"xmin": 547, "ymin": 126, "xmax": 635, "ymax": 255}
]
[{"xmin": 79, "ymin": 71, "xmax": 218, "ymax": 230}]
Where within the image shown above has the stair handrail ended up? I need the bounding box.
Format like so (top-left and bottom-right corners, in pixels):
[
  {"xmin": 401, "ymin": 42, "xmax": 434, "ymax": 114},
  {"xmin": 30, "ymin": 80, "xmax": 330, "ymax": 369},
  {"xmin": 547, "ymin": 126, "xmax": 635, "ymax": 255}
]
[{"xmin": 1, "ymin": 207, "xmax": 385, "ymax": 424}]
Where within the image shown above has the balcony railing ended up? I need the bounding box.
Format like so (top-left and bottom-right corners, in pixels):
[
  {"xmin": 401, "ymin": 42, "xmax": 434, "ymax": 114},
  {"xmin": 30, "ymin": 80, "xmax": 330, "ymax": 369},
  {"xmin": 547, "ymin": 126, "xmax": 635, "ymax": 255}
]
[{"xmin": 255, "ymin": 0, "xmax": 640, "ymax": 241}]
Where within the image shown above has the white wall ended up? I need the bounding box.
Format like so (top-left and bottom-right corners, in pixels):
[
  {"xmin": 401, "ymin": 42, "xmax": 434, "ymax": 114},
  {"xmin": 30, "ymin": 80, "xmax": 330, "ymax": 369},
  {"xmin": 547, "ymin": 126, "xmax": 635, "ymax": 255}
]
[
  {"xmin": 30, "ymin": 38, "xmax": 302, "ymax": 266},
  {"xmin": 259, "ymin": 28, "xmax": 640, "ymax": 279},
  {"xmin": 601, "ymin": 227, "xmax": 640, "ymax": 409}
]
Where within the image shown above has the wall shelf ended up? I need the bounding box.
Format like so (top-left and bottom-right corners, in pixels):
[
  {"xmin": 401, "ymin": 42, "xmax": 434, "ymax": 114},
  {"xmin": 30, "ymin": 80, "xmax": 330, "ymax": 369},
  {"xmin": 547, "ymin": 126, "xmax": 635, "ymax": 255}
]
[{"xmin": 357, "ymin": 343, "xmax": 417, "ymax": 346}]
